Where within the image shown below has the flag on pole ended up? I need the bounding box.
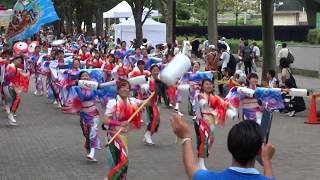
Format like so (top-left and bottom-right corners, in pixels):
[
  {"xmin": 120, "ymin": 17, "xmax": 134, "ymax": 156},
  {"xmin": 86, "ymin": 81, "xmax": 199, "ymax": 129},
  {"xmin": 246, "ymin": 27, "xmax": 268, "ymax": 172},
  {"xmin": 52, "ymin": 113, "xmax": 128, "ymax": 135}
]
[{"xmin": 6, "ymin": 0, "xmax": 59, "ymax": 42}]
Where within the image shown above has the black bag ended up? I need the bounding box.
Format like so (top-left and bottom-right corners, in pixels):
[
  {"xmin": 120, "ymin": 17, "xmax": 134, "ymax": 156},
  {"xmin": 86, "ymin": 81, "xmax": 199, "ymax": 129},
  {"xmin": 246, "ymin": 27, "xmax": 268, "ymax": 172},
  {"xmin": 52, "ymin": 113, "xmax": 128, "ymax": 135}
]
[
  {"xmin": 242, "ymin": 46, "xmax": 253, "ymax": 62},
  {"xmin": 284, "ymin": 69, "xmax": 297, "ymax": 88},
  {"xmin": 227, "ymin": 53, "xmax": 237, "ymax": 72},
  {"xmin": 287, "ymin": 51, "xmax": 295, "ymax": 63},
  {"xmin": 291, "ymin": 96, "xmax": 306, "ymax": 112}
]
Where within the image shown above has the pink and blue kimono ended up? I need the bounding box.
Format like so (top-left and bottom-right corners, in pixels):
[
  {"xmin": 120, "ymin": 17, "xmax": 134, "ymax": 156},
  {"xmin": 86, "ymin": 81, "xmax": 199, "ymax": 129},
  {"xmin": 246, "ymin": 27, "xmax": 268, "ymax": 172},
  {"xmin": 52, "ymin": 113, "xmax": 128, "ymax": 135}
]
[
  {"xmin": 181, "ymin": 71, "xmax": 213, "ymax": 115},
  {"xmin": 29, "ymin": 53, "xmax": 44, "ymax": 93},
  {"xmin": 225, "ymin": 87, "xmax": 284, "ymax": 125},
  {"xmin": 73, "ymin": 86, "xmax": 101, "ymax": 153}
]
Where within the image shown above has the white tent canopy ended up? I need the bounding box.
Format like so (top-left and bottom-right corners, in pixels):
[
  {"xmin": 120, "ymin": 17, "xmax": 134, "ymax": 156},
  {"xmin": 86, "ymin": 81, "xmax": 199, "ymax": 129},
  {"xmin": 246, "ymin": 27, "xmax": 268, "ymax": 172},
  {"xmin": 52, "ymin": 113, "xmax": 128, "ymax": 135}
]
[
  {"xmin": 114, "ymin": 17, "xmax": 166, "ymax": 47},
  {"xmin": 103, "ymin": 1, "xmax": 159, "ymax": 19}
]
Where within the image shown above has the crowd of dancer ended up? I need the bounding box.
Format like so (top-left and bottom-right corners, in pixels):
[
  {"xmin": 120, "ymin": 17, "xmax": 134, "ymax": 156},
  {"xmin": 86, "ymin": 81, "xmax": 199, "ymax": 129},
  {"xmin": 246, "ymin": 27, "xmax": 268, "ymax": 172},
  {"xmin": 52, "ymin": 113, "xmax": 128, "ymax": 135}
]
[{"xmin": 0, "ymin": 32, "xmax": 305, "ymax": 180}]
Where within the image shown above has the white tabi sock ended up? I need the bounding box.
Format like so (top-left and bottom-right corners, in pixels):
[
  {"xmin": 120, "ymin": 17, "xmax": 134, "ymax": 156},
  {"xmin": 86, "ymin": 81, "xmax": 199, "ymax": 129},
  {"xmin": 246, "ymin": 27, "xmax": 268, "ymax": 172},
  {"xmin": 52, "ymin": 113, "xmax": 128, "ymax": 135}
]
[
  {"xmin": 88, "ymin": 148, "xmax": 95, "ymax": 158},
  {"xmin": 198, "ymin": 158, "xmax": 207, "ymax": 170}
]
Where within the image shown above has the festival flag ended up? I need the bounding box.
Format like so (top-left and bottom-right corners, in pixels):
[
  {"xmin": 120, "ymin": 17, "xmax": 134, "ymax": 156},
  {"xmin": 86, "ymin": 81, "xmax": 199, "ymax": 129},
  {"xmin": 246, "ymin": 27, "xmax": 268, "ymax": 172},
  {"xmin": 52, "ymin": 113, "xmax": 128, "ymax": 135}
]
[{"xmin": 6, "ymin": 0, "xmax": 59, "ymax": 42}]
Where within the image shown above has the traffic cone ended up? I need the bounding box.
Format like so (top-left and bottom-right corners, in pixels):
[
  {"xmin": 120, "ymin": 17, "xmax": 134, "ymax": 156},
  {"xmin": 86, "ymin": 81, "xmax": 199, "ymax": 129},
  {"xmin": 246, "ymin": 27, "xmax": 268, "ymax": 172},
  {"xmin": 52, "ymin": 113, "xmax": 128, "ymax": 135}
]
[{"xmin": 305, "ymin": 95, "xmax": 320, "ymax": 124}]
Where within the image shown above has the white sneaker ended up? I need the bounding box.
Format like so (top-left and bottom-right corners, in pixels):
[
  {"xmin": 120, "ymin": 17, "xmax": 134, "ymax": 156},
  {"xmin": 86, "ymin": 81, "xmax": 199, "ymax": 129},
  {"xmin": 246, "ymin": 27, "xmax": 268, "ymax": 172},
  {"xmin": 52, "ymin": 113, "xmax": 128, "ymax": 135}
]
[
  {"xmin": 192, "ymin": 116, "xmax": 197, "ymax": 120},
  {"xmin": 288, "ymin": 110, "xmax": 296, "ymax": 117},
  {"xmin": 86, "ymin": 154, "xmax": 97, "ymax": 162},
  {"xmin": 57, "ymin": 103, "xmax": 61, "ymax": 109},
  {"xmin": 143, "ymin": 131, "xmax": 154, "ymax": 145},
  {"xmin": 8, "ymin": 114, "xmax": 17, "ymax": 126},
  {"xmin": 169, "ymin": 103, "xmax": 173, "ymax": 108},
  {"xmin": 53, "ymin": 100, "xmax": 57, "ymax": 105},
  {"xmin": 175, "ymin": 109, "xmax": 183, "ymax": 116}
]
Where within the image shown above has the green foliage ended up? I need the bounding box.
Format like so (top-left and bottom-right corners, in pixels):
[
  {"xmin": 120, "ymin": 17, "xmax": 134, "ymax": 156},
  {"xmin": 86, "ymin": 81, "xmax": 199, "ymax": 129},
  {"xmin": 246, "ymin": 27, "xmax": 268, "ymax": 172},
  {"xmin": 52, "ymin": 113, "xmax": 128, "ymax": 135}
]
[
  {"xmin": 176, "ymin": 20, "xmax": 200, "ymax": 26},
  {"xmin": 307, "ymin": 29, "xmax": 320, "ymax": 44},
  {"xmin": 1, "ymin": 0, "xmax": 16, "ymax": 8},
  {"xmin": 227, "ymin": 18, "xmax": 262, "ymax": 26},
  {"xmin": 177, "ymin": 9, "xmax": 191, "ymax": 20}
]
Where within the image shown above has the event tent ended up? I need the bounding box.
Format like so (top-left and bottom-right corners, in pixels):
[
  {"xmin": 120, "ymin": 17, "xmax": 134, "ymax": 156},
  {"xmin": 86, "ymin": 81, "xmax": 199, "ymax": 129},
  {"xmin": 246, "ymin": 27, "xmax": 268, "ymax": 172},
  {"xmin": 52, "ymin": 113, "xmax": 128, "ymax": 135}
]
[
  {"xmin": 113, "ymin": 17, "xmax": 166, "ymax": 47},
  {"xmin": 103, "ymin": 1, "xmax": 159, "ymax": 19}
]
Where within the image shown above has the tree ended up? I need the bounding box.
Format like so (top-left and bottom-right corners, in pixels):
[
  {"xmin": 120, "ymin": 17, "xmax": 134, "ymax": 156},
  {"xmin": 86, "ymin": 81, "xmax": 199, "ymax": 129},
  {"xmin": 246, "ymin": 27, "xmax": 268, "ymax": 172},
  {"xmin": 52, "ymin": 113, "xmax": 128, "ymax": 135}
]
[
  {"xmin": 224, "ymin": 0, "xmax": 257, "ymax": 25},
  {"xmin": 177, "ymin": 9, "xmax": 191, "ymax": 20},
  {"xmin": 208, "ymin": 0, "xmax": 218, "ymax": 45},
  {"xmin": 127, "ymin": 0, "xmax": 153, "ymax": 47},
  {"xmin": 261, "ymin": 0, "xmax": 276, "ymax": 80},
  {"xmin": 303, "ymin": 0, "xmax": 320, "ymax": 27}
]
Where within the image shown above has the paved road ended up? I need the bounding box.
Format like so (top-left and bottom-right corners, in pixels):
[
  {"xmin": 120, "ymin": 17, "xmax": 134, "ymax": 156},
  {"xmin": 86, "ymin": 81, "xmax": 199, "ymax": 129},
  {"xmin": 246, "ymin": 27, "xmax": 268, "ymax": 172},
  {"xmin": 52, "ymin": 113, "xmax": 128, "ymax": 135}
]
[{"xmin": 0, "ymin": 79, "xmax": 320, "ymax": 180}]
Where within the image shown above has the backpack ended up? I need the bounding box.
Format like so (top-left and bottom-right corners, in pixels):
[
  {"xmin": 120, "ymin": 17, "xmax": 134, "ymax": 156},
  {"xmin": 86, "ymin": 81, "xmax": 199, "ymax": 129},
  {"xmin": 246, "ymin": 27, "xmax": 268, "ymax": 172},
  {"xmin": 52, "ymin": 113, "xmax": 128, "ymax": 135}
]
[
  {"xmin": 287, "ymin": 50, "xmax": 294, "ymax": 63},
  {"xmin": 242, "ymin": 46, "xmax": 253, "ymax": 62},
  {"xmin": 227, "ymin": 53, "xmax": 237, "ymax": 71}
]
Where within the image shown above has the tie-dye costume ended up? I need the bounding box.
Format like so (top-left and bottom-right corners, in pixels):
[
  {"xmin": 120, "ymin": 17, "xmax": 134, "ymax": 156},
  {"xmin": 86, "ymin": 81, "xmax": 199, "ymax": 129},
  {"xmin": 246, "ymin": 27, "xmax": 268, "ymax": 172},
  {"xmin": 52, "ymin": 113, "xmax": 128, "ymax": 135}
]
[
  {"xmin": 29, "ymin": 53, "xmax": 44, "ymax": 93},
  {"xmin": 146, "ymin": 78, "xmax": 160, "ymax": 134},
  {"xmin": 105, "ymin": 95, "xmax": 142, "ymax": 180},
  {"xmin": 101, "ymin": 62, "xmax": 116, "ymax": 82},
  {"xmin": 73, "ymin": 86, "xmax": 101, "ymax": 153},
  {"xmin": 128, "ymin": 68, "xmax": 150, "ymax": 99},
  {"xmin": 225, "ymin": 87, "xmax": 284, "ymax": 125},
  {"xmin": 181, "ymin": 71, "xmax": 213, "ymax": 115},
  {"xmin": 195, "ymin": 93, "xmax": 229, "ymax": 158}
]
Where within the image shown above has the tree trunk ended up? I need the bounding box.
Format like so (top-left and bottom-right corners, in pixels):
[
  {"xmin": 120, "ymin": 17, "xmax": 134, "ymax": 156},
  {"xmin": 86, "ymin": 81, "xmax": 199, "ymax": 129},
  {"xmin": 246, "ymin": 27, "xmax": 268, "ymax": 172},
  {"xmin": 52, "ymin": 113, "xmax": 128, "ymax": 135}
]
[
  {"xmin": 131, "ymin": 0, "xmax": 144, "ymax": 47},
  {"xmin": 135, "ymin": 18, "xmax": 143, "ymax": 46},
  {"xmin": 235, "ymin": 12, "xmax": 239, "ymax": 25},
  {"xmin": 85, "ymin": 17, "xmax": 93, "ymax": 36},
  {"xmin": 208, "ymin": 0, "xmax": 218, "ymax": 46},
  {"xmin": 95, "ymin": 0, "xmax": 104, "ymax": 37},
  {"xmin": 305, "ymin": 0, "xmax": 319, "ymax": 27},
  {"xmin": 261, "ymin": 0, "xmax": 276, "ymax": 80},
  {"xmin": 96, "ymin": 11, "xmax": 103, "ymax": 37},
  {"xmin": 75, "ymin": 2, "xmax": 83, "ymax": 33},
  {"xmin": 166, "ymin": 0, "xmax": 176, "ymax": 43}
]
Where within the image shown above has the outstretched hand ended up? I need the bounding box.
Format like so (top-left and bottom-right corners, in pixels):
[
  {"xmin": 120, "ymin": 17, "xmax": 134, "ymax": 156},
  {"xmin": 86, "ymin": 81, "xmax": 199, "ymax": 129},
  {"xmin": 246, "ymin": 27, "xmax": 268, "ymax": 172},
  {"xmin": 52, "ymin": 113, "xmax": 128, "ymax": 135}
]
[{"xmin": 170, "ymin": 113, "xmax": 191, "ymax": 139}]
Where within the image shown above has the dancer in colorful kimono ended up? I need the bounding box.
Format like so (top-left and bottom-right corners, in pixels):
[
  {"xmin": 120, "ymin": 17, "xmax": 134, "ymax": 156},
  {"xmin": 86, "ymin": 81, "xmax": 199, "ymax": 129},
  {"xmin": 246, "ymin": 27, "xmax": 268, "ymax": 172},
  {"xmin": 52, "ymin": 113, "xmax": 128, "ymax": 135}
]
[
  {"xmin": 86, "ymin": 49, "xmax": 103, "ymax": 69},
  {"xmin": 143, "ymin": 64, "xmax": 161, "ymax": 145},
  {"xmin": 195, "ymin": 79, "xmax": 230, "ymax": 170},
  {"xmin": 103, "ymin": 79, "xmax": 144, "ymax": 180},
  {"xmin": 128, "ymin": 60, "xmax": 150, "ymax": 99},
  {"xmin": 188, "ymin": 61, "xmax": 202, "ymax": 119},
  {"xmin": 3, "ymin": 56, "xmax": 29, "ymax": 125},
  {"xmin": 74, "ymin": 71, "xmax": 101, "ymax": 162},
  {"xmin": 102, "ymin": 54, "xmax": 117, "ymax": 82},
  {"xmin": 178, "ymin": 62, "xmax": 213, "ymax": 120},
  {"xmin": 242, "ymin": 73, "xmax": 263, "ymax": 124},
  {"xmin": 128, "ymin": 47, "xmax": 142, "ymax": 68},
  {"xmin": 60, "ymin": 58, "xmax": 81, "ymax": 113},
  {"xmin": 30, "ymin": 45, "xmax": 44, "ymax": 96}
]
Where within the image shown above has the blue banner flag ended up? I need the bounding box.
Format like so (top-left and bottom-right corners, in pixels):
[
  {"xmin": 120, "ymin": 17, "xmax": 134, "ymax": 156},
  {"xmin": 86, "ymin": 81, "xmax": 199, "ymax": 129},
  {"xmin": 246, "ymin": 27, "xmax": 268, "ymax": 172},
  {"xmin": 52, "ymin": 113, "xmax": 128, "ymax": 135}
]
[{"xmin": 6, "ymin": 0, "xmax": 59, "ymax": 42}]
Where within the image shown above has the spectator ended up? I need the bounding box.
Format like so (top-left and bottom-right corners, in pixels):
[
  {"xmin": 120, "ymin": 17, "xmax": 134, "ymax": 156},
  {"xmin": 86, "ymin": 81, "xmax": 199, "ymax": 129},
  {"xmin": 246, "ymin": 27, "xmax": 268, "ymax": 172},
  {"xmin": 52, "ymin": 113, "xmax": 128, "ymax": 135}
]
[
  {"xmin": 252, "ymin": 42, "xmax": 260, "ymax": 72},
  {"xmin": 237, "ymin": 37, "xmax": 245, "ymax": 70},
  {"xmin": 170, "ymin": 113, "xmax": 276, "ymax": 180},
  {"xmin": 240, "ymin": 41, "xmax": 253, "ymax": 75},
  {"xmin": 278, "ymin": 43, "xmax": 289, "ymax": 59},
  {"xmin": 218, "ymin": 44, "xmax": 230, "ymax": 95},
  {"xmin": 278, "ymin": 43, "xmax": 294, "ymax": 63},
  {"xmin": 218, "ymin": 44, "xmax": 230, "ymax": 72},
  {"xmin": 218, "ymin": 37, "xmax": 230, "ymax": 53},
  {"xmin": 191, "ymin": 36, "xmax": 200, "ymax": 58},
  {"xmin": 279, "ymin": 57, "xmax": 306, "ymax": 117},
  {"xmin": 267, "ymin": 69, "xmax": 279, "ymax": 88}
]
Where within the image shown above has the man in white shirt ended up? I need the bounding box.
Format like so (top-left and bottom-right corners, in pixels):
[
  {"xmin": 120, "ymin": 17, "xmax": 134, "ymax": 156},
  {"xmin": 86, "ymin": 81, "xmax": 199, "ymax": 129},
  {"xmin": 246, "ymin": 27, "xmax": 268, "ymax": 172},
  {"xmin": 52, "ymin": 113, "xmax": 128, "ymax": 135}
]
[
  {"xmin": 278, "ymin": 43, "xmax": 289, "ymax": 58},
  {"xmin": 218, "ymin": 37, "xmax": 230, "ymax": 53},
  {"xmin": 219, "ymin": 44, "xmax": 230, "ymax": 72},
  {"xmin": 252, "ymin": 42, "xmax": 260, "ymax": 72}
]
